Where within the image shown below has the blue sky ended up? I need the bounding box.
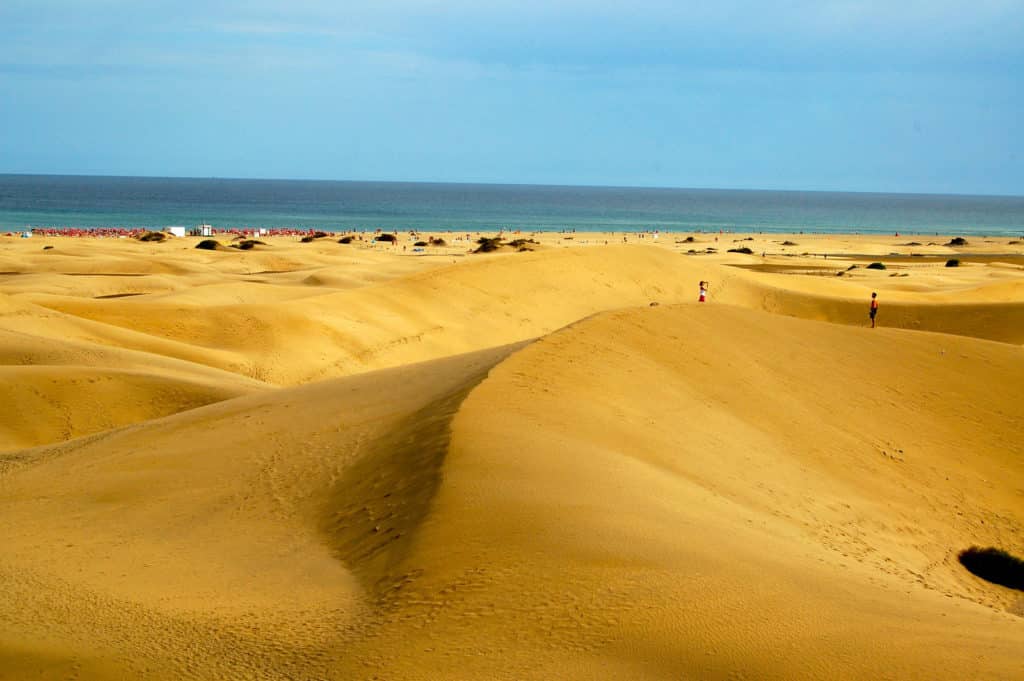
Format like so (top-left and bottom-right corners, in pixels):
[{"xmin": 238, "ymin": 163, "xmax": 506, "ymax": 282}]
[{"xmin": 1, "ymin": 1, "xmax": 1022, "ymax": 194}]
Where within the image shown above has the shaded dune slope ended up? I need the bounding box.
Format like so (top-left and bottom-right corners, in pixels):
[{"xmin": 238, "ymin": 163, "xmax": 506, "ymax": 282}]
[{"xmin": 0, "ymin": 345, "xmax": 520, "ymax": 680}]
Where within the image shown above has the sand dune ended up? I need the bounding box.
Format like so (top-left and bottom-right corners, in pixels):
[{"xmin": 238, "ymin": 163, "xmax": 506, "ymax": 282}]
[
  {"xmin": 1, "ymin": 234, "xmax": 1022, "ymax": 680},
  {"xmin": 706, "ymin": 261, "xmax": 1024, "ymax": 344},
  {"xmin": 0, "ymin": 365, "xmax": 263, "ymax": 451},
  {"xmin": 0, "ymin": 346, "xmax": 519, "ymax": 680},
  {"xmin": 365, "ymin": 305, "xmax": 1023, "ymax": 679},
  {"xmin": 19, "ymin": 245, "xmax": 702, "ymax": 384}
]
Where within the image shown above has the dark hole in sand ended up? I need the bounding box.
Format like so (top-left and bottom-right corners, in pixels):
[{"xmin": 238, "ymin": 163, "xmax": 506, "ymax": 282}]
[{"xmin": 958, "ymin": 547, "xmax": 1024, "ymax": 591}]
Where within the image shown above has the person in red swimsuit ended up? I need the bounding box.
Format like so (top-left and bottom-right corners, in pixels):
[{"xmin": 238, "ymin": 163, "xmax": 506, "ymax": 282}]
[
  {"xmin": 870, "ymin": 292, "xmax": 878, "ymax": 328},
  {"xmin": 699, "ymin": 281, "xmax": 708, "ymax": 302}
]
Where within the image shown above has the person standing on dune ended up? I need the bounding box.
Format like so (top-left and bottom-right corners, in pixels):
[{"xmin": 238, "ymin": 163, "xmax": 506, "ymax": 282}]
[
  {"xmin": 870, "ymin": 292, "xmax": 878, "ymax": 328},
  {"xmin": 699, "ymin": 281, "xmax": 708, "ymax": 303}
]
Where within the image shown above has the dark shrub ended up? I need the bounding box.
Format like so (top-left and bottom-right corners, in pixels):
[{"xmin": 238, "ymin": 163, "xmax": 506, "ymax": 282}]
[
  {"xmin": 376, "ymin": 233, "xmax": 397, "ymax": 242},
  {"xmin": 313, "ymin": 231, "xmax": 329, "ymax": 239},
  {"xmin": 429, "ymin": 237, "xmax": 447, "ymax": 247},
  {"xmin": 945, "ymin": 258, "xmax": 960, "ymax": 267},
  {"xmin": 338, "ymin": 236, "xmax": 354, "ymax": 244},
  {"xmin": 138, "ymin": 231, "xmax": 167, "ymax": 242},
  {"xmin": 43, "ymin": 245, "xmax": 54, "ymax": 250},
  {"xmin": 946, "ymin": 237, "xmax": 968, "ymax": 246},
  {"xmin": 300, "ymin": 235, "xmax": 316, "ymax": 243},
  {"xmin": 196, "ymin": 239, "xmax": 221, "ymax": 250},
  {"xmin": 727, "ymin": 247, "xmax": 754, "ymax": 254},
  {"xmin": 866, "ymin": 262, "xmax": 886, "ymax": 270},
  {"xmin": 474, "ymin": 237, "xmax": 504, "ymax": 253},
  {"xmin": 1009, "ymin": 240, "xmax": 1021, "ymax": 245},
  {"xmin": 781, "ymin": 240, "xmax": 797, "ymax": 246},
  {"xmin": 903, "ymin": 241, "xmax": 922, "ymax": 246},
  {"xmin": 414, "ymin": 241, "xmax": 428, "ymax": 247},
  {"xmin": 507, "ymin": 238, "xmax": 537, "ymax": 248},
  {"xmin": 683, "ymin": 236, "xmax": 695, "ymax": 243},
  {"xmin": 234, "ymin": 240, "xmax": 266, "ymax": 250}
]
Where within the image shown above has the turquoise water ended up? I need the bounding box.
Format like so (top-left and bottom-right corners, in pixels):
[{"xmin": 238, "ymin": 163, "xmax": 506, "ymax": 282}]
[{"xmin": 1, "ymin": 174, "xmax": 1022, "ymax": 236}]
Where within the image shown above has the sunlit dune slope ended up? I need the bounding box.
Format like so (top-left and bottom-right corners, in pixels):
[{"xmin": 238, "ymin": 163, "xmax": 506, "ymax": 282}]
[
  {"xmin": 3, "ymin": 245, "xmax": 702, "ymax": 452},
  {"xmin": 0, "ymin": 366, "xmax": 263, "ymax": 451},
  {"xmin": 340, "ymin": 304, "xmax": 1024, "ymax": 680},
  {"xmin": 9, "ymin": 246, "xmax": 1019, "ymax": 402},
  {"xmin": 0, "ymin": 291, "xmax": 250, "ymax": 376},
  {"xmin": 23, "ymin": 246, "xmax": 699, "ymax": 384},
  {"xmin": 0, "ymin": 290, "xmax": 270, "ymax": 449},
  {"xmin": 0, "ymin": 236, "xmax": 454, "ymax": 296},
  {"xmin": 710, "ymin": 264, "xmax": 1024, "ymax": 343}
]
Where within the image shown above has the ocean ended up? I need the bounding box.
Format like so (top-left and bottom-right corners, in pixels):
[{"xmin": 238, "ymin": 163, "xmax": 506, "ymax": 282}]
[{"xmin": 1, "ymin": 174, "xmax": 1022, "ymax": 236}]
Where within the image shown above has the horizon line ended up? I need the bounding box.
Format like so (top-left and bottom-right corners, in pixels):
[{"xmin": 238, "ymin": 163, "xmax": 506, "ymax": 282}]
[{"xmin": 1, "ymin": 171, "xmax": 1021, "ymax": 201}]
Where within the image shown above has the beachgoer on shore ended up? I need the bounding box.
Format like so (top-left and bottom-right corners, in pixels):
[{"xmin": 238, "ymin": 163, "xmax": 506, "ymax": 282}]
[
  {"xmin": 699, "ymin": 281, "xmax": 708, "ymax": 303},
  {"xmin": 870, "ymin": 292, "xmax": 878, "ymax": 328}
]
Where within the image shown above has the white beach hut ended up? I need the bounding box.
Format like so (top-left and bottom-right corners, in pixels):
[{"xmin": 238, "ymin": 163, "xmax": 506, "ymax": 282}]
[{"xmin": 167, "ymin": 226, "xmax": 186, "ymax": 238}]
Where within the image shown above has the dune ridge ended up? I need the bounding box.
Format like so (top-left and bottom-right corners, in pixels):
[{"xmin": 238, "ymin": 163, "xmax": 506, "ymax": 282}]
[
  {"xmin": 329, "ymin": 304, "xmax": 1024, "ymax": 679},
  {"xmin": 0, "ymin": 344, "xmax": 522, "ymax": 679},
  {"xmin": 0, "ymin": 365, "xmax": 264, "ymax": 451},
  {"xmin": 1, "ymin": 235, "xmax": 1022, "ymax": 679},
  {"xmin": 707, "ymin": 264, "xmax": 1024, "ymax": 344}
]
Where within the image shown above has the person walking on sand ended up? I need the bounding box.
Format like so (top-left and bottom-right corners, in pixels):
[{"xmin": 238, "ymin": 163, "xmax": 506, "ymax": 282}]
[
  {"xmin": 869, "ymin": 292, "xmax": 878, "ymax": 328},
  {"xmin": 699, "ymin": 281, "xmax": 708, "ymax": 303}
]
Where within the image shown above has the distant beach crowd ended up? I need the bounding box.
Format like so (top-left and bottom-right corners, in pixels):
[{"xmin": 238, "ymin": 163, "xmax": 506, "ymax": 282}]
[{"xmin": 11, "ymin": 227, "xmax": 331, "ymax": 238}]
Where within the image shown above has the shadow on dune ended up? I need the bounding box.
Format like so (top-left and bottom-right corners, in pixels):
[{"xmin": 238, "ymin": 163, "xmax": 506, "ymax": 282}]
[
  {"xmin": 319, "ymin": 343, "xmax": 527, "ymax": 601},
  {"xmin": 959, "ymin": 547, "xmax": 1024, "ymax": 592},
  {"xmin": 0, "ymin": 645, "xmax": 118, "ymax": 681}
]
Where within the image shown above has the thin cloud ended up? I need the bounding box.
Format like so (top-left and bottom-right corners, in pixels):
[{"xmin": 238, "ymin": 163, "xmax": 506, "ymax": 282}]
[{"xmin": 4, "ymin": 1, "xmax": 1022, "ymax": 76}]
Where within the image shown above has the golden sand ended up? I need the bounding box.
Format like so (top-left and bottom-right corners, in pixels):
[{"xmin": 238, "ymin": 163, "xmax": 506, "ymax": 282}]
[{"xmin": 1, "ymin": 231, "xmax": 1022, "ymax": 679}]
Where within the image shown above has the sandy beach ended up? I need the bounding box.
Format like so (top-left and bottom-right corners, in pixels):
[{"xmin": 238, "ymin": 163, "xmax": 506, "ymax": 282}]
[{"xmin": 1, "ymin": 230, "xmax": 1022, "ymax": 680}]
